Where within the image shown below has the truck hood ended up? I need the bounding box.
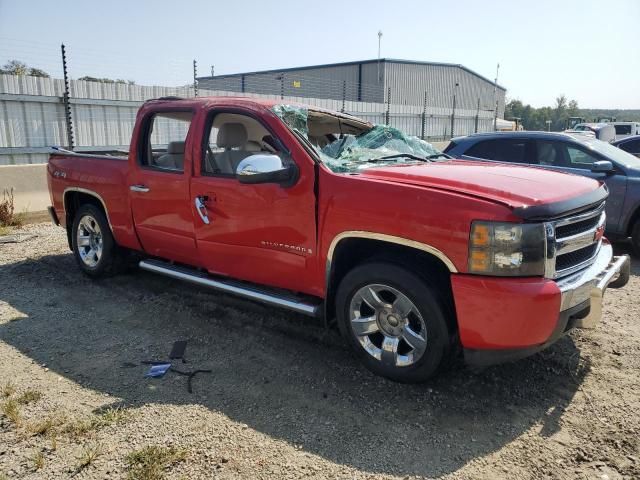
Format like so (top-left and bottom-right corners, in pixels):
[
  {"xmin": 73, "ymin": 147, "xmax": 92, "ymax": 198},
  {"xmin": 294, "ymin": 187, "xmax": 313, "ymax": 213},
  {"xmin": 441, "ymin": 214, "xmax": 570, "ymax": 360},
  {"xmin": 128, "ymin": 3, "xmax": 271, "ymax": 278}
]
[{"xmin": 359, "ymin": 159, "xmax": 605, "ymax": 218}]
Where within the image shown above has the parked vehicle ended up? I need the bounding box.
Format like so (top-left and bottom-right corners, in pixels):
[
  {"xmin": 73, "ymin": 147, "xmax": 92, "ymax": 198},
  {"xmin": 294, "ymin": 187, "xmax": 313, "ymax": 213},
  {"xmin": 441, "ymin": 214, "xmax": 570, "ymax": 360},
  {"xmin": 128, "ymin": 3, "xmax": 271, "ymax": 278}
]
[
  {"xmin": 445, "ymin": 131, "xmax": 640, "ymax": 253},
  {"xmin": 612, "ymin": 122, "xmax": 640, "ymax": 141},
  {"xmin": 568, "ymin": 123, "xmax": 616, "ymax": 143},
  {"xmin": 565, "ymin": 116, "xmax": 586, "ymax": 130},
  {"xmin": 47, "ymin": 97, "xmax": 629, "ymax": 382},
  {"xmin": 613, "ymin": 135, "xmax": 640, "ymax": 158}
]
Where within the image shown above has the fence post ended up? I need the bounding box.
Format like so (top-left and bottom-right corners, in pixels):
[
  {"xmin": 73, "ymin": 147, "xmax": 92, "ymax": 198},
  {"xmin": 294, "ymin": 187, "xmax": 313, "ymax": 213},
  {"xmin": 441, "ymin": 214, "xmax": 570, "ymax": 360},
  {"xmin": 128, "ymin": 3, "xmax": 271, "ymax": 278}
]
[
  {"xmin": 385, "ymin": 87, "xmax": 391, "ymax": 126},
  {"xmin": 421, "ymin": 91, "xmax": 427, "ymax": 139},
  {"xmin": 341, "ymin": 80, "xmax": 346, "ymax": 113},
  {"xmin": 60, "ymin": 44, "xmax": 74, "ymax": 150},
  {"xmin": 450, "ymin": 82, "xmax": 459, "ymax": 139},
  {"xmin": 277, "ymin": 74, "xmax": 284, "ymax": 99},
  {"xmin": 474, "ymin": 97, "xmax": 480, "ymax": 133},
  {"xmin": 193, "ymin": 60, "xmax": 198, "ymax": 97}
]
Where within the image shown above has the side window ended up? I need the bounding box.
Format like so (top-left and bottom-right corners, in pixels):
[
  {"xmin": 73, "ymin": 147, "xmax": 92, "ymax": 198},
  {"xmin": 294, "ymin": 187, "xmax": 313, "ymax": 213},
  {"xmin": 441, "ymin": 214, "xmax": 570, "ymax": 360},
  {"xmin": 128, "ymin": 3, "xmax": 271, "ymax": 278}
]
[
  {"xmin": 466, "ymin": 139, "xmax": 528, "ymax": 163},
  {"xmin": 202, "ymin": 112, "xmax": 284, "ymax": 176},
  {"xmin": 141, "ymin": 111, "xmax": 193, "ymax": 172},
  {"xmin": 535, "ymin": 141, "xmax": 566, "ymax": 167},
  {"xmin": 565, "ymin": 145, "xmax": 600, "ymax": 167},
  {"xmin": 620, "ymin": 139, "xmax": 640, "ymax": 154}
]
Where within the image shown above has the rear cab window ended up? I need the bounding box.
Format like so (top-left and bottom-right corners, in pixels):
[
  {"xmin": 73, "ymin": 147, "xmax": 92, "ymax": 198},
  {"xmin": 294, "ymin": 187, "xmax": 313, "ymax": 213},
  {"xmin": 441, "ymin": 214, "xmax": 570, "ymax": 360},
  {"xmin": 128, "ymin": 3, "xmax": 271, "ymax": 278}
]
[{"xmin": 140, "ymin": 111, "xmax": 194, "ymax": 173}]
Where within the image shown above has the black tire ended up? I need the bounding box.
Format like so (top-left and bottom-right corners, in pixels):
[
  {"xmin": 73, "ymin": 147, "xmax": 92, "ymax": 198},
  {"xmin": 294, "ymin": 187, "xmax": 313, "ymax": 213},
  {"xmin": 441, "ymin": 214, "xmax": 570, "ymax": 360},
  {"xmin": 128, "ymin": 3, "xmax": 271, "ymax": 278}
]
[
  {"xmin": 71, "ymin": 204, "xmax": 122, "ymax": 278},
  {"xmin": 632, "ymin": 220, "xmax": 640, "ymax": 257},
  {"xmin": 336, "ymin": 262, "xmax": 452, "ymax": 383}
]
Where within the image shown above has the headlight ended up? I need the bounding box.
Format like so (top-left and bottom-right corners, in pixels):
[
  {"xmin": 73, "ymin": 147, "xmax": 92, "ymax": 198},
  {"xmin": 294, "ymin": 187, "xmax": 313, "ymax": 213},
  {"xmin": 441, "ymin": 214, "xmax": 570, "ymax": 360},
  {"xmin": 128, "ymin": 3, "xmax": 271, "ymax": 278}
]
[{"xmin": 468, "ymin": 221, "xmax": 546, "ymax": 276}]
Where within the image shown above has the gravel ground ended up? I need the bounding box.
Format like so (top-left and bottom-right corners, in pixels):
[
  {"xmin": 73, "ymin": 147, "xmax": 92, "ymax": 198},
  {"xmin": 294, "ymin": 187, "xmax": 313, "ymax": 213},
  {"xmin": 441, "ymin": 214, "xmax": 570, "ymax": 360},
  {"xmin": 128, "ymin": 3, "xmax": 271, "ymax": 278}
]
[{"xmin": 0, "ymin": 223, "xmax": 638, "ymax": 480}]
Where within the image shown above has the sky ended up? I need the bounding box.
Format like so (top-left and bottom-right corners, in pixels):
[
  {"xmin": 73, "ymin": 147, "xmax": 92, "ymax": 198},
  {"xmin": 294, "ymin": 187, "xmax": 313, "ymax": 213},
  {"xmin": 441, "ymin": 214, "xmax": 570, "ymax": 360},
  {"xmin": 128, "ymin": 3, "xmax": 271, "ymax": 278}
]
[{"xmin": 0, "ymin": 0, "xmax": 638, "ymax": 109}]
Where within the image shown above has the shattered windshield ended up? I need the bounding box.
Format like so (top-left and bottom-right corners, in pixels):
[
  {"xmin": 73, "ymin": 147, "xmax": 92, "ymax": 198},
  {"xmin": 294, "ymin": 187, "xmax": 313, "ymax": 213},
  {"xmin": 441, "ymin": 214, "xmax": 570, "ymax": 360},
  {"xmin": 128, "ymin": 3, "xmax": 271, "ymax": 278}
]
[{"xmin": 271, "ymin": 104, "xmax": 445, "ymax": 173}]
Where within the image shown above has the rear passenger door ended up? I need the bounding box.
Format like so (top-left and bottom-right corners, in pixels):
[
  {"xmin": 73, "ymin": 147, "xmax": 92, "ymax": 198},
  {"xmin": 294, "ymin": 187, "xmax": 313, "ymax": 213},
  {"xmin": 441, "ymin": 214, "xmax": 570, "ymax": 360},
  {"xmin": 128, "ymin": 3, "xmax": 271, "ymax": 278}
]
[
  {"xmin": 460, "ymin": 138, "xmax": 533, "ymax": 164},
  {"xmin": 532, "ymin": 140, "xmax": 627, "ymax": 229},
  {"xmin": 128, "ymin": 110, "xmax": 200, "ymax": 266}
]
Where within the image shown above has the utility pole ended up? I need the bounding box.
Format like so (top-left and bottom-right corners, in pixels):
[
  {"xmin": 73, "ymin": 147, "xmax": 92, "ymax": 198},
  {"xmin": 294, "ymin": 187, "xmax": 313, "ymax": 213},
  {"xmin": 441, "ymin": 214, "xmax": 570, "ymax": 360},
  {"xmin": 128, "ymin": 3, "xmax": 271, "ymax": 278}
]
[
  {"xmin": 193, "ymin": 60, "xmax": 198, "ymax": 97},
  {"xmin": 211, "ymin": 65, "xmax": 214, "ymax": 77},
  {"xmin": 493, "ymin": 63, "xmax": 500, "ymax": 130},
  {"xmin": 377, "ymin": 30, "xmax": 383, "ymax": 83},
  {"xmin": 450, "ymin": 82, "xmax": 459, "ymax": 138}
]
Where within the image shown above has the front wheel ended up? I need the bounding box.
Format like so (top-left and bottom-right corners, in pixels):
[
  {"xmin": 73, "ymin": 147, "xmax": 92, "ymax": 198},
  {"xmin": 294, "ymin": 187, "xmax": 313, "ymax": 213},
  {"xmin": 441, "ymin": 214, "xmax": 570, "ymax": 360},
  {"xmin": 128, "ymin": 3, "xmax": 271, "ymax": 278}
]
[
  {"xmin": 72, "ymin": 204, "xmax": 121, "ymax": 278},
  {"xmin": 632, "ymin": 220, "xmax": 640, "ymax": 257},
  {"xmin": 336, "ymin": 262, "xmax": 452, "ymax": 383}
]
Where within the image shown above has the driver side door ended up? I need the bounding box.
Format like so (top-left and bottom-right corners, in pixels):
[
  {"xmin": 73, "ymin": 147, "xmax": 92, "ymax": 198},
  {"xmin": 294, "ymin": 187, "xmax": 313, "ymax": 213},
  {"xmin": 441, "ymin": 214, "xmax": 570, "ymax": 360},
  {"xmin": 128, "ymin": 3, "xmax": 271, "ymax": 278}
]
[{"xmin": 190, "ymin": 108, "xmax": 318, "ymax": 294}]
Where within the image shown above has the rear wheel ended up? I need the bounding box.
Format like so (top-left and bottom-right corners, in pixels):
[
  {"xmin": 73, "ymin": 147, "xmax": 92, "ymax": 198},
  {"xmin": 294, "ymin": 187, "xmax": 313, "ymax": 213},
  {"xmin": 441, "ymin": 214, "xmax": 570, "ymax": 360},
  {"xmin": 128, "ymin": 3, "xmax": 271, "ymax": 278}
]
[
  {"xmin": 72, "ymin": 204, "xmax": 121, "ymax": 277},
  {"xmin": 336, "ymin": 262, "xmax": 451, "ymax": 383}
]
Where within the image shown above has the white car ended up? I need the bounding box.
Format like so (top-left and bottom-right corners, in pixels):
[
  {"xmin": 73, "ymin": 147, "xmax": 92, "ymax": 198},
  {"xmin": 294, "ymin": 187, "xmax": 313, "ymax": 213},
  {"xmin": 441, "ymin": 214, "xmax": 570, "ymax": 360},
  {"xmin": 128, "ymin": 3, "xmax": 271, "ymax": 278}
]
[{"xmin": 612, "ymin": 122, "xmax": 640, "ymax": 141}]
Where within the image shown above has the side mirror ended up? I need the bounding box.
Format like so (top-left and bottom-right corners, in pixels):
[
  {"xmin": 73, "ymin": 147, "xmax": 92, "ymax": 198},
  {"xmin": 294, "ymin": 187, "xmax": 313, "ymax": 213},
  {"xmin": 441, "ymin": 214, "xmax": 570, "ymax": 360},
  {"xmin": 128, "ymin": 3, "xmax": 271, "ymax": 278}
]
[
  {"xmin": 236, "ymin": 154, "xmax": 297, "ymax": 186},
  {"xmin": 590, "ymin": 160, "xmax": 614, "ymax": 173}
]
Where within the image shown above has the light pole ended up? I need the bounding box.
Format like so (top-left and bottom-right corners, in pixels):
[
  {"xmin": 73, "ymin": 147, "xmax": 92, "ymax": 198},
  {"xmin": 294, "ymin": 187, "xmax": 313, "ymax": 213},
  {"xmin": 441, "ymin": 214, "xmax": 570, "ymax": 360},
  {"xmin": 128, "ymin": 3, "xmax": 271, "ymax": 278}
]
[
  {"xmin": 377, "ymin": 30, "xmax": 383, "ymax": 83},
  {"xmin": 450, "ymin": 81, "xmax": 459, "ymax": 138},
  {"xmin": 493, "ymin": 63, "xmax": 500, "ymax": 130}
]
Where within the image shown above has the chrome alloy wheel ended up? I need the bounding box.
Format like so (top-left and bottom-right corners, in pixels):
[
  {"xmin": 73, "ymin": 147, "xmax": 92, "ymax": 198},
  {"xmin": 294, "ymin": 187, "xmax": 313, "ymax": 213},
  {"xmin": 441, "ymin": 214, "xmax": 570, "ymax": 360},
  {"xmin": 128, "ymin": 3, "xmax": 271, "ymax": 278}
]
[
  {"xmin": 349, "ymin": 284, "xmax": 427, "ymax": 367},
  {"xmin": 76, "ymin": 214, "xmax": 103, "ymax": 268}
]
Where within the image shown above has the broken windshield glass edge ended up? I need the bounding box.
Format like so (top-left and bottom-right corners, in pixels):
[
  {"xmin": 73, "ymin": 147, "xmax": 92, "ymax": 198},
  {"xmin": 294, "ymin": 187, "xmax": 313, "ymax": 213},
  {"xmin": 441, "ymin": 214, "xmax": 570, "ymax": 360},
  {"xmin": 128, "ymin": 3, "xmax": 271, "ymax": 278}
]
[{"xmin": 271, "ymin": 104, "xmax": 444, "ymax": 173}]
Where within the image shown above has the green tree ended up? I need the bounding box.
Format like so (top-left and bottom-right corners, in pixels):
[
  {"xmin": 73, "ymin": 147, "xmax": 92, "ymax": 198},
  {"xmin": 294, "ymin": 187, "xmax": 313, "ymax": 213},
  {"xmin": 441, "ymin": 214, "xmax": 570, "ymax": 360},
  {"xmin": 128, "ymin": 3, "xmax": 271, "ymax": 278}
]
[
  {"xmin": 1, "ymin": 60, "xmax": 28, "ymax": 75},
  {"xmin": 0, "ymin": 60, "xmax": 50, "ymax": 77}
]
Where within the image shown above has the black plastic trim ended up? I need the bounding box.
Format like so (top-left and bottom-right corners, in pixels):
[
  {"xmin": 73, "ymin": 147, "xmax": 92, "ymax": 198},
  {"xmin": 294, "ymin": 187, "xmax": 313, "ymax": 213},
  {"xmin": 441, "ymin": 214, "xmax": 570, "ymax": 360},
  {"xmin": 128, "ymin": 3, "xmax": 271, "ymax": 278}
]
[
  {"xmin": 512, "ymin": 184, "xmax": 608, "ymax": 221},
  {"xmin": 47, "ymin": 206, "xmax": 60, "ymax": 226}
]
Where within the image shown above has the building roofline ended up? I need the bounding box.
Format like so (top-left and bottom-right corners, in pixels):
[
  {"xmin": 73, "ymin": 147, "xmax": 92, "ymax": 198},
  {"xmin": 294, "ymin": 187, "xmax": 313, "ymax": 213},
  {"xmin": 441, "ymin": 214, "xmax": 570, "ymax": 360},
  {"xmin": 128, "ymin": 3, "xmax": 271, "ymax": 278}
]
[{"xmin": 197, "ymin": 58, "xmax": 507, "ymax": 91}]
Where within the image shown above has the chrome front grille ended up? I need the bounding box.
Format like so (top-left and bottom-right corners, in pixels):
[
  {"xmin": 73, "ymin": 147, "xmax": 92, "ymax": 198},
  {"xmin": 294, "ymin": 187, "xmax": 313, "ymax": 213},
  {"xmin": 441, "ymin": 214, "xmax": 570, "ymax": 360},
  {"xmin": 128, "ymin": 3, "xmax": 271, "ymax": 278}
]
[{"xmin": 545, "ymin": 203, "xmax": 606, "ymax": 279}]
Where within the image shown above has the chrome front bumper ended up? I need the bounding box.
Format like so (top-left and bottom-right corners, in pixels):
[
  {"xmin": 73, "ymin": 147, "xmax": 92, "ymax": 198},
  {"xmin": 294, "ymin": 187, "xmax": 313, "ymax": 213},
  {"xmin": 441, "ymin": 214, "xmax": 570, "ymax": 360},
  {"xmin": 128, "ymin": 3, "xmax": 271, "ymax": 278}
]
[{"xmin": 556, "ymin": 243, "xmax": 630, "ymax": 329}]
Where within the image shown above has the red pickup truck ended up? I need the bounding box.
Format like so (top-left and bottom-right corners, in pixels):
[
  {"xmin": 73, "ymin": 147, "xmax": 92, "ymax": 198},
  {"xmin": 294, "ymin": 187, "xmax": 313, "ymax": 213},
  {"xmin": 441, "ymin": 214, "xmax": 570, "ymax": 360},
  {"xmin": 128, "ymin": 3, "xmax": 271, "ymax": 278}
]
[{"xmin": 47, "ymin": 97, "xmax": 630, "ymax": 382}]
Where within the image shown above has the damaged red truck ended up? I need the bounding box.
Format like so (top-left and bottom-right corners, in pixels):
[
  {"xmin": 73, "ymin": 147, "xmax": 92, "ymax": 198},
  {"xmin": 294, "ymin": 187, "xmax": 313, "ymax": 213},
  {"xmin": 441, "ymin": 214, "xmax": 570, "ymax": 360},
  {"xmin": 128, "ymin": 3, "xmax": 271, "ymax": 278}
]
[{"xmin": 47, "ymin": 97, "xmax": 630, "ymax": 382}]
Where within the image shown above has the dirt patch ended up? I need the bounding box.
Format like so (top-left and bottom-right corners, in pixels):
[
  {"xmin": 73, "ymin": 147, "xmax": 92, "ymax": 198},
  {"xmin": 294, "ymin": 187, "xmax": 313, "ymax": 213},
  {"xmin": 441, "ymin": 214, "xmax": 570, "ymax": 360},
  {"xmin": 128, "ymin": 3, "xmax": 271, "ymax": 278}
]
[{"xmin": 0, "ymin": 223, "xmax": 639, "ymax": 479}]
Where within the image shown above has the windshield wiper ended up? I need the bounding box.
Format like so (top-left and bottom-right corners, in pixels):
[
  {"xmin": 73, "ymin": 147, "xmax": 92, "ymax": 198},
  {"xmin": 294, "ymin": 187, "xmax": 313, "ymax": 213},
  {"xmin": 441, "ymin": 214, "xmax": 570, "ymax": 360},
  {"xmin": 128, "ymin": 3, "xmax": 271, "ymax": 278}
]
[
  {"xmin": 426, "ymin": 153, "xmax": 452, "ymax": 159},
  {"xmin": 367, "ymin": 153, "xmax": 432, "ymax": 163}
]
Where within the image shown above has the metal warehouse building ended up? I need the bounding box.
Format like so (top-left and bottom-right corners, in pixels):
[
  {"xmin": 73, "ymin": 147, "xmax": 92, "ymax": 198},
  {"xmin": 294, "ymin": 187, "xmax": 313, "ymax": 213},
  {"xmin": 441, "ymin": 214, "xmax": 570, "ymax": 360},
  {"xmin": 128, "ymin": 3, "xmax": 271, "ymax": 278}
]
[{"xmin": 198, "ymin": 58, "xmax": 506, "ymax": 117}]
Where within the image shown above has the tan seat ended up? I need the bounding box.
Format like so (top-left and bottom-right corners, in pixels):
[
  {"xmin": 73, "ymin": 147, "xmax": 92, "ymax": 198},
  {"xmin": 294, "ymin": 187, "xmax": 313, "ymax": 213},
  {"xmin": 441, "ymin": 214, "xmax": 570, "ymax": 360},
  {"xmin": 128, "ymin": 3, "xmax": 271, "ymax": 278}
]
[
  {"xmin": 215, "ymin": 123, "xmax": 253, "ymax": 174},
  {"xmin": 156, "ymin": 141, "xmax": 185, "ymax": 170}
]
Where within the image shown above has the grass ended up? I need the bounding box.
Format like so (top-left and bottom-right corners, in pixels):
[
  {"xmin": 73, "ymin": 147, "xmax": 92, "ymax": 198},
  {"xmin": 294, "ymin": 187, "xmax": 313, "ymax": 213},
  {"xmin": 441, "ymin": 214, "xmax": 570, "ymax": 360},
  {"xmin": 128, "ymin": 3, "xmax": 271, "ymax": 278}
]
[
  {"xmin": 0, "ymin": 226, "xmax": 9, "ymax": 236},
  {"xmin": 76, "ymin": 443, "xmax": 102, "ymax": 472},
  {"xmin": 16, "ymin": 389, "xmax": 43, "ymax": 405},
  {"xmin": 1, "ymin": 399, "xmax": 21, "ymax": 425},
  {"xmin": 48, "ymin": 432, "xmax": 58, "ymax": 451},
  {"xmin": 93, "ymin": 406, "xmax": 130, "ymax": 427},
  {"xmin": 0, "ymin": 188, "xmax": 23, "ymax": 228},
  {"xmin": 1, "ymin": 382, "xmax": 16, "ymax": 398},
  {"xmin": 125, "ymin": 446, "xmax": 188, "ymax": 480},
  {"xmin": 63, "ymin": 406, "xmax": 129, "ymax": 438},
  {"xmin": 25, "ymin": 415, "xmax": 62, "ymax": 437},
  {"xmin": 32, "ymin": 450, "xmax": 45, "ymax": 470}
]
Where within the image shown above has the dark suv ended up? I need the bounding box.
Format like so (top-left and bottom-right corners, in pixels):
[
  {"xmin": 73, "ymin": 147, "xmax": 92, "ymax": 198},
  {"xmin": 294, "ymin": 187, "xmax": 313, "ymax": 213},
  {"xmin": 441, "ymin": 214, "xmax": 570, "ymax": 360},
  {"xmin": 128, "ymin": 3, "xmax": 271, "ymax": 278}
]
[{"xmin": 445, "ymin": 131, "xmax": 640, "ymax": 254}]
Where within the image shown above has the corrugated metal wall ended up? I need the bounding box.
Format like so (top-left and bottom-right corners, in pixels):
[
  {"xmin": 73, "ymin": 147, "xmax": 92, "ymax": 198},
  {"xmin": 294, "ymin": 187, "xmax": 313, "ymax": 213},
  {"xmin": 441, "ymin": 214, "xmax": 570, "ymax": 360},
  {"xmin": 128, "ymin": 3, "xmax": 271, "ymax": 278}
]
[
  {"xmin": 200, "ymin": 63, "xmax": 366, "ymax": 102},
  {"xmin": 384, "ymin": 62, "xmax": 506, "ymax": 115},
  {"xmin": 198, "ymin": 60, "xmax": 506, "ymax": 116}
]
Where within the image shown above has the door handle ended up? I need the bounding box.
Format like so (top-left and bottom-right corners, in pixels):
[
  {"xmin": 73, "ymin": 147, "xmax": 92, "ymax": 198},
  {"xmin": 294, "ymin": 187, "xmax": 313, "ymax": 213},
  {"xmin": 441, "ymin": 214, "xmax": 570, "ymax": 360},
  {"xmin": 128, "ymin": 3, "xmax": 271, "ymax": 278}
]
[
  {"xmin": 130, "ymin": 184, "xmax": 150, "ymax": 193},
  {"xmin": 195, "ymin": 196, "xmax": 210, "ymax": 225}
]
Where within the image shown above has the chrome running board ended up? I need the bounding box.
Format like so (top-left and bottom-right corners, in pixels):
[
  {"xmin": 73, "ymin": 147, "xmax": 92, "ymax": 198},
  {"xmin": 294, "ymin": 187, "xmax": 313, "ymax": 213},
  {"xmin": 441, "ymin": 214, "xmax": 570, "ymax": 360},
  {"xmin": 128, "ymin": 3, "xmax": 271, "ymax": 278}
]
[{"xmin": 139, "ymin": 259, "xmax": 321, "ymax": 317}]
